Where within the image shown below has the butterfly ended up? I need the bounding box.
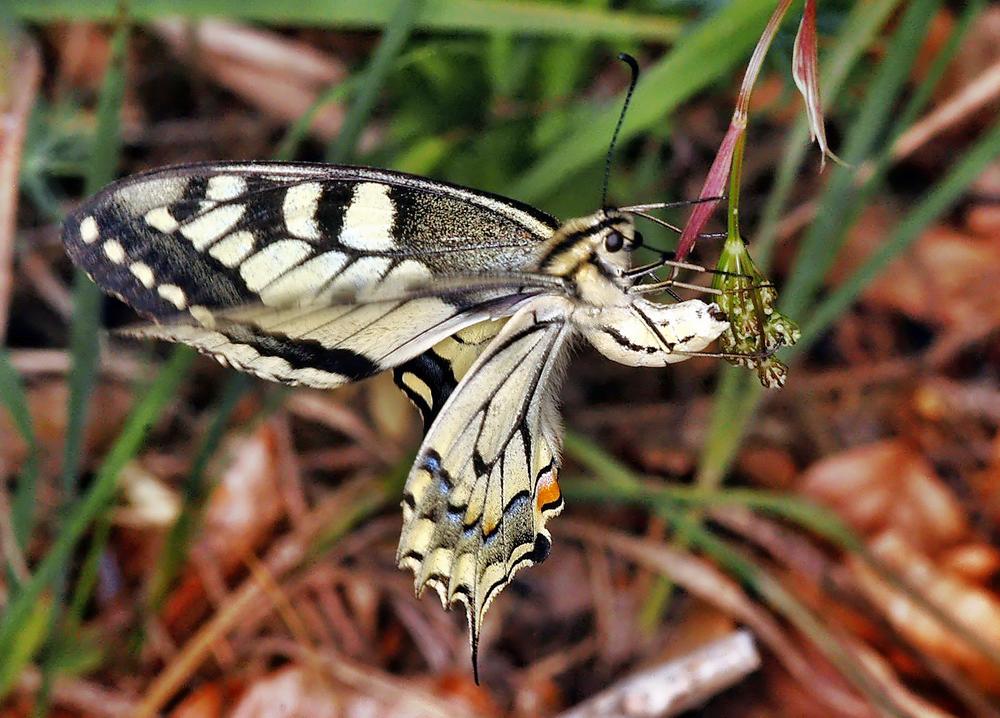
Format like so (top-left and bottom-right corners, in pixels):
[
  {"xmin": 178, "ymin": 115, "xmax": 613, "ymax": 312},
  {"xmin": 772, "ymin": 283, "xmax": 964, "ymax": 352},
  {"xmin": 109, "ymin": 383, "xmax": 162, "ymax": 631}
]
[{"xmin": 62, "ymin": 56, "xmax": 732, "ymax": 678}]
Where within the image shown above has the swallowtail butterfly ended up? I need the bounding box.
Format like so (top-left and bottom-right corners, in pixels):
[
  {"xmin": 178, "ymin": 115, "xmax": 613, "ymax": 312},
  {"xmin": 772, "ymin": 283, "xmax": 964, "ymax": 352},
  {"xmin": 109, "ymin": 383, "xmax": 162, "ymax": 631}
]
[{"xmin": 63, "ymin": 56, "xmax": 731, "ymax": 678}]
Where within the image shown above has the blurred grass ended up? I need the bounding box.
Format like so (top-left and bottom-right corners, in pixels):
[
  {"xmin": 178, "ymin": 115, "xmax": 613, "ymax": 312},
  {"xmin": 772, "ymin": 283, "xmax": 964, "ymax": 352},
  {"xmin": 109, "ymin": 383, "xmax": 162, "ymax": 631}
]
[
  {"xmin": 513, "ymin": 0, "xmax": 775, "ymax": 204},
  {"xmin": 562, "ymin": 431, "xmax": 1000, "ymax": 688},
  {"xmin": 29, "ymin": 10, "xmax": 131, "ymax": 712},
  {"xmin": 148, "ymin": 0, "xmax": 426, "ymax": 639},
  {"xmin": 697, "ymin": 0, "xmax": 995, "ymax": 488},
  {"xmin": 1, "ymin": 350, "xmax": 38, "ymax": 560},
  {"xmin": 0, "ymin": 347, "xmax": 194, "ymax": 697},
  {"xmin": 327, "ymin": 0, "xmax": 427, "ymax": 163},
  {"xmin": 8, "ymin": 0, "xmax": 686, "ymax": 40}
]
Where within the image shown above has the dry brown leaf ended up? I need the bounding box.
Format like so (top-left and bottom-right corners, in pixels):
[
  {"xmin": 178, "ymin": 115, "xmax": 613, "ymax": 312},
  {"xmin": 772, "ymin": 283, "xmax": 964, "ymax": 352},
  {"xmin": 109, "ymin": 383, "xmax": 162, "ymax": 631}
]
[
  {"xmin": 198, "ymin": 424, "xmax": 284, "ymax": 571},
  {"xmin": 866, "ymin": 226, "xmax": 1000, "ymax": 327},
  {"xmin": 966, "ymin": 203, "xmax": 1000, "ymax": 238},
  {"xmin": 231, "ymin": 666, "xmax": 341, "ymax": 718},
  {"xmin": 851, "ymin": 530, "xmax": 1000, "ymax": 691},
  {"xmin": 940, "ymin": 543, "xmax": 1000, "ymax": 583},
  {"xmin": 833, "ymin": 204, "xmax": 1000, "ymax": 329},
  {"xmin": 169, "ymin": 681, "xmax": 224, "ymax": 718},
  {"xmin": 799, "ymin": 440, "xmax": 968, "ymax": 552},
  {"xmin": 737, "ymin": 446, "xmax": 798, "ymax": 490}
]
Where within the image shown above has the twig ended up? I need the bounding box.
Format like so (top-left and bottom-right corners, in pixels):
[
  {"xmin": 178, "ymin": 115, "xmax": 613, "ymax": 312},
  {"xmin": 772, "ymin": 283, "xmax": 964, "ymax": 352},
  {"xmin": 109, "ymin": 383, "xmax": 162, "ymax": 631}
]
[
  {"xmin": 0, "ymin": 34, "xmax": 42, "ymax": 341},
  {"xmin": 134, "ymin": 477, "xmax": 384, "ymax": 716},
  {"xmin": 886, "ymin": 58, "xmax": 1000, "ymax": 167},
  {"xmin": 17, "ymin": 666, "xmax": 137, "ymax": 718},
  {"xmin": 559, "ymin": 519, "xmax": 871, "ymax": 717},
  {"xmin": 152, "ymin": 19, "xmax": 349, "ymax": 141},
  {"xmin": 557, "ymin": 630, "xmax": 760, "ymax": 718},
  {"xmin": 8, "ymin": 348, "xmax": 148, "ymax": 380}
]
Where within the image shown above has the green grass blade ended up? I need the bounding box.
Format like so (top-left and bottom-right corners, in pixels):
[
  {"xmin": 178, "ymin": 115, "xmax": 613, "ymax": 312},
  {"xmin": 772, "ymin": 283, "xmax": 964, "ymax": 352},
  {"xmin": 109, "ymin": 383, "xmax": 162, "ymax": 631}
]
[
  {"xmin": 799, "ymin": 118, "xmax": 1000, "ymax": 349},
  {"xmin": 327, "ymin": 0, "xmax": 426, "ymax": 163},
  {"xmin": 510, "ymin": 0, "xmax": 775, "ymax": 203},
  {"xmin": 563, "ymin": 443, "xmax": 1000, "ymax": 673},
  {"xmin": 145, "ymin": 371, "xmax": 248, "ymax": 616},
  {"xmin": 33, "ymin": 11, "xmax": 130, "ymax": 711},
  {"xmin": 752, "ymin": 0, "xmax": 903, "ymax": 269},
  {"xmin": 1, "ymin": 350, "xmax": 39, "ymax": 553},
  {"xmin": 8, "ymin": 0, "xmax": 684, "ymax": 41},
  {"xmin": 0, "ymin": 347, "xmax": 194, "ymax": 698},
  {"xmin": 780, "ymin": 0, "xmax": 942, "ymax": 318},
  {"xmin": 696, "ymin": 0, "xmax": 955, "ymax": 490},
  {"xmin": 58, "ymin": 0, "xmax": 130, "ymax": 521}
]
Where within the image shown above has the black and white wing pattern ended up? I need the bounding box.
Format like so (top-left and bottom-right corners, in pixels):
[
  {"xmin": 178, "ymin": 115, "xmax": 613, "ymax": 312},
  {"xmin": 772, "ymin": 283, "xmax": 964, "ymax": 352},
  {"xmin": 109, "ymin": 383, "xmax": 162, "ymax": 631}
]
[
  {"xmin": 397, "ymin": 296, "xmax": 574, "ymax": 670},
  {"xmin": 62, "ymin": 162, "xmax": 559, "ymax": 387},
  {"xmin": 393, "ymin": 317, "xmax": 510, "ymax": 429}
]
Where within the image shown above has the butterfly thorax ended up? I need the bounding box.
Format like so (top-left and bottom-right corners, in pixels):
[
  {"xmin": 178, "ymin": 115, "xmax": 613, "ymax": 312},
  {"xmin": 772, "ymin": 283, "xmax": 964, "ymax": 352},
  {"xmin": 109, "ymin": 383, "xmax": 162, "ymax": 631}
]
[{"xmin": 532, "ymin": 209, "xmax": 639, "ymax": 307}]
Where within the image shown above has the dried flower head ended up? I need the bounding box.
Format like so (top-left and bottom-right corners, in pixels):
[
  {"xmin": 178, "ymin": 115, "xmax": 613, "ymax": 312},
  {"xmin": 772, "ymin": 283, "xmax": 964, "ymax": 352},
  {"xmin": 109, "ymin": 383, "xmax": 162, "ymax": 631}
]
[{"xmin": 712, "ymin": 234, "xmax": 800, "ymax": 388}]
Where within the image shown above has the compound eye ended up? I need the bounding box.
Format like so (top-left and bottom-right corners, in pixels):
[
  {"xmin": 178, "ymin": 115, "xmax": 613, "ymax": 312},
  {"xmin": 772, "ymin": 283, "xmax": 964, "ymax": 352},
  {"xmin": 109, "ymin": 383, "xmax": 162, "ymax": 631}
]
[
  {"xmin": 605, "ymin": 230, "xmax": 625, "ymax": 253},
  {"xmin": 630, "ymin": 230, "xmax": 644, "ymax": 250}
]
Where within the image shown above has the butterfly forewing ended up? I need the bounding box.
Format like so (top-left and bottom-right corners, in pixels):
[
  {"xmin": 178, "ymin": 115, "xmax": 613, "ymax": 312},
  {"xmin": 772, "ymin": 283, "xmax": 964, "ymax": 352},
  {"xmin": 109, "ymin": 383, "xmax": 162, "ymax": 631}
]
[
  {"xmin": 63, "ymin": 161, "xmax": 558, "ymax": 320},
  {"xmin": 63, "ymin": 162, "xmax": 561, "ymax": 388}
]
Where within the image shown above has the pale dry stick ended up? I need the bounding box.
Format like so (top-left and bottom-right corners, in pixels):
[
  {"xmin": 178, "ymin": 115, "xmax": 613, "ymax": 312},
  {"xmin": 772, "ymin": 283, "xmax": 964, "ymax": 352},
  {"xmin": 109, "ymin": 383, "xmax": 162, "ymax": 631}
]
[
  {"xmin": 586, "ymin": 543, "xmax": 621, "ymax": 661},
  {"xmin": 9, "ymin": 348, "xmax": 147, "ymax": 380},
  {"xmin": 0, "ymin": 35, "xmax": 42, "ymax": 341},
  {"xmin": 257, "ymin": 637, "xmax": 482, "ymax": 718},
  {"xmin": 871, "ymin": 57, "xmax": 1000, "ymax": 177},
  {"xmin": 153, "ymin": 19, "xmax": 351, "ymax": 141},
  {"xmin": 134, "ymin": 477, "xmax": 378, "ymax": 717},
  {"xmin": 17, "ymin": 666, "xmax": 137, "ymax": 718},
  {"xmin": 557, "ymin": 630, "xmax": 760, "ymax": 718},
  {"xmin": 271, "ymin": 414, "xmax": 310, "ymax": 525},
  {"xmin": 154, "ymin": 19, "xmax": 346, "ymax": 84},
  {"xmin": 560, "ymin": 519, "xmax": 872, "ymax": 718},
  {"xmin": 286, "ymin": 391, "xmax": 400, "ymax": 463},
  {"xmin": 20, "ymin": 249, "xmax": 75, "ymax": 319},
  {"xmin": 849, "ymin": 639, "xmax": 958, "ymax": 718}
]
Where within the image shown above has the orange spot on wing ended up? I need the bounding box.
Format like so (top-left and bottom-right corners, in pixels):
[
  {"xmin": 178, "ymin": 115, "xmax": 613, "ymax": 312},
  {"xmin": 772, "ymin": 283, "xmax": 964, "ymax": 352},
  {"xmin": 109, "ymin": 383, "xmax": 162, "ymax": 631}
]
[{"xmin": 535, "ymin": 470, "xmax": 561, "ymax": 511}]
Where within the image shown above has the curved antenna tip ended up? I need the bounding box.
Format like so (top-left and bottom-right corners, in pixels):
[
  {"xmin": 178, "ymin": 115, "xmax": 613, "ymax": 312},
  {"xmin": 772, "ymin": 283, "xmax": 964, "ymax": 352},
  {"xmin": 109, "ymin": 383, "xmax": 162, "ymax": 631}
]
[
  {"xmin": 618, "ymin": 52, "xmax": 639, "ymax": 72},
  {"xmin": 601, "ymin": 53, "xmax": 642, "ymax": 208}
]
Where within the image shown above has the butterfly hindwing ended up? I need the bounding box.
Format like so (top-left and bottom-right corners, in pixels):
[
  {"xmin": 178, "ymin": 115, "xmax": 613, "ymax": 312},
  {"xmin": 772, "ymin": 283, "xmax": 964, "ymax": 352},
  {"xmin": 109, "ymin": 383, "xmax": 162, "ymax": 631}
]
[
  {"xmin": 393, "ymin": 317, "xmax": 510, "ymax": 429},
  {"xmin": 397, "ymin": 296, "xmax": 572, "ymax": 660}
]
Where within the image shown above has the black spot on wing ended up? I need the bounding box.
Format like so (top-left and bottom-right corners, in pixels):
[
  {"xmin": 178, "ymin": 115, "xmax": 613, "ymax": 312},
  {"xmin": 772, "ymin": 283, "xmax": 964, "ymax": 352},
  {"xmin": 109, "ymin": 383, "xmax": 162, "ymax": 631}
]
[
  {"xmin": 63, "ymin": 201, "xmax": 259, "ymax": 320},
  {"xmin": 393, "ymin": 349, "xmax": 459, "ymax": 431},
  {"xmin": 168, "ymin": 176, "xmax": 208, "ymax": 223},
  {"xmin": 311, "ymin": 181, "xmax": 354, "ymax": 242},
  {"xmin": 219, "ymin": 325, "xmax": 380, "ymax": 380},
  {"xmin": 526, "ymin": 533, "xmax": 551, "ymax": 564}
]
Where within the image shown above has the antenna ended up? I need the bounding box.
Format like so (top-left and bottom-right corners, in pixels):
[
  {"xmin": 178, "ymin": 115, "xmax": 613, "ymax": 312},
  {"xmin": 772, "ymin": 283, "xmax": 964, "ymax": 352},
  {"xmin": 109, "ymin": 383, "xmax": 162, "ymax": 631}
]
[{"xmin": 601, "ymin": 52, "xmax": 640, "ymax": 209}]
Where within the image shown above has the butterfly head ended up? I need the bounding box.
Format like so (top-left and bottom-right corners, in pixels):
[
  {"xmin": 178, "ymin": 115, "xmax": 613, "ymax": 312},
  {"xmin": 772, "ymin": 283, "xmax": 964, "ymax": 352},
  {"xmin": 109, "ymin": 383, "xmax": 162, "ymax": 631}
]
[{"xmin": 535, "ymin": 208, "xmax": 641, "ymax": 278}]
